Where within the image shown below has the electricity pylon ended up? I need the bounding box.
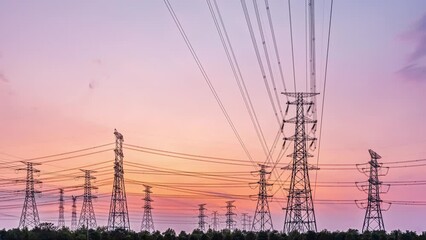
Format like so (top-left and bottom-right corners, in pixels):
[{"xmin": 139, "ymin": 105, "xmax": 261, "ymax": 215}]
[
  {"xmin": 71, "ymin": 195, "xmax": 77, "ymax": 231},
  {"xmin": 282, "ymin": 92, "xmax": 318, "ymax": 233},
  {"xmin": 225, "ymin": 201, "xmax": 236, "ymax": 231},
  {"xmin": 140, "ymin": 185, "xmax": 155, "ymax": 232},
  {"xmin": 108, "ymin": 129, "xmax": 130, "ymax": 230},
  {"xmin": 212, "ymin": 211, "xmax": 219, "ymax": 231},
  {"xmin": 198, "ymin": 204, "xmax": 207, "ymax": 231},
  {"xmin": 251, "ymin": 164, "xmax": 273, "ymax": 231},
  {"xmin": 241, "ymin": 213, "xmax": 249, "ymax": 231},
  {"xmin": 78, "ymin": 169, "xmax": 97, "ymax": 229},
  {"xmin": 58, "ymin": 188, "xmax": 65, "ymax": 228},
  {"xmin": 18, "ymin": 162, "xmax": 41, "ymax": 229},
  {"xmin": 356, "ymin": 149, "xmax": 390, "ymax": 232}
]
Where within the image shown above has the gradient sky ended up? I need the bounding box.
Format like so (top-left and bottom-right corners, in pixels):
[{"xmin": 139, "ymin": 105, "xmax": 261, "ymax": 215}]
[{"xmin": 1, "ymin": 0, "xmax": 426, "ymax": 233}]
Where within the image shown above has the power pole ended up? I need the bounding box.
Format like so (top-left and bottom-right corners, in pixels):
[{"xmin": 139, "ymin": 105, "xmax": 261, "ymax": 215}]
[
  {"xmin": 78, "ymin": 169, "xmax": 97, "ymax": 229},
  {"xmin": 225, "ymin": 201, "xmax": 236, "ymax": 231},
  {"xmin": 71, "ymin": 195, "xmax": 78, "ymax": 231},
  {"xmin": 198, "ymin": 204, "xmax": 207, "ymax": 231},
  {"xmin": 356, "ymin": 149, "xmax": 390, "ymax": 232},
  {"xmin": 140, "ymin": 185, "xmax": 155, "ymax": 232},
  {"xmin": 18, "ymin": 162, "xmax": 41, "ymax": 229},
  {"xmin": 58, "ymin": 188, "xmax": 65, "ymax": 229},
  {"xmin": 248, "ymin": 215, "xmax": 252, "ymax": 231},
  {"xmin": 241, "ymin": 213, "xmax": 249, "ymax": 231},
  {"xmin": 108, "ymin": 129, "xmax": 130, "ymax": 231},
  {"xmin": 282, "ymin": 92, "xmax": 318, "ymax": 233},
  {"xmin": 251, "ymin": 164, "xmax": 273, "ymax": 231},
  {"xmin": 212, "ymin": 211, "xmax": 219, "ymax": 231}
]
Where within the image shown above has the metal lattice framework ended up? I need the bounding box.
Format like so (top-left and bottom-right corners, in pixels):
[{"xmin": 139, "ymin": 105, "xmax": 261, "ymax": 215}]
[
  {"xmin": 108, "ymin": 129, "xmax": 131, "ymax": 230},
  {"xmin": 241, "ymin": 213, "xmax": 249, "ymax": 231},
  {"xmin": 71, "ymin": 195, "xmax": 77, "ymax": 231},
  {"xmin": 58, "ymin": 188, "xmax": 65, "ymax": 228},
  {"xmin": 212, "ymin": 211, "xmax": 219, "ymax": 231},
  {"xmin": 18, "ymin": 162, "xmax": 41, "ymax": 229},
  {"xmin": 251, "ymin": 164, "xmax": 273, "ymax": 231},
  {"xmin": 78, "ymin": 169, "xmax": 97, "ymax": 229},
  {"xmin": 140, "ymin": 185, "xmax": 155, "ymax": 232},
  {"xmin": 198, "ymin": 204, "xmax": 207, "ymax": 231},
  {"xmin": 282, "ymin": 92, "xmax": 318, "ymax": 233},
  {"xmin": 225, "ymin": 201, "xmax": 236, "ymax": 231}
]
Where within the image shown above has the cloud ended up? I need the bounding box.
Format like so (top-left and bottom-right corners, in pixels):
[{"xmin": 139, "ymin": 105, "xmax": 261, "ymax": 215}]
[
  {"xmin": 0, "ymin": 73, "xmax": 9, "ymax": 83},
  {"xmin": 397, "ymin": 63, "xmax": 426, "ymax": 81}
]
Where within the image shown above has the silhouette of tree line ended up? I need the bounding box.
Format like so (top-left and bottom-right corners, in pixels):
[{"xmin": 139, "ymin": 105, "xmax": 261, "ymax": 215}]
[{"xmin": 1, "ymin": 223, "xmax": 426, "ymax": 240}]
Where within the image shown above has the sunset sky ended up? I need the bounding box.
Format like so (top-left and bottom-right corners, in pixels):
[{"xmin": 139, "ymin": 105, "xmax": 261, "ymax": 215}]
[{"xmin": 1, "ymin": 0, "xmax": 426, "ymax": 233}]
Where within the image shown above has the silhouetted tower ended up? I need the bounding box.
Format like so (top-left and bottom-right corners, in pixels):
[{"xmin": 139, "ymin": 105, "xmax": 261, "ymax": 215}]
[
  {"xmin": 225, "ymin": 201, "xmax": 236, "ymax": 231},
  {"xmin": 58, "ymin": 188, "xmax": 65, "ymax": 228},
  {"xmin": 71, "ymin": 195, "xmax": 77, "ymax": 231},
  {"xmin": 241, "ymin": 213, "xmax": 249, "ymax": 231},
  {"xmin": 251, "ymin": 164, "xmax": 273, "ymax": 231},
  {"xmin": 282, "ymin": 92, "xmax": 318, "ymax": 233},
  {"xmin": 212, "ymin": 211, "xmax": 219, "ymax": 231},
  {"xmin": 78, "ymin": 169, "xmax": 97, "ymax": 229},
  {"xmin": 198, "ymin": 204, "xmax": 207, "ymax": 231},
  {"xmin": 356, "ymin": 149, "xmax": 389, "ymax": 232},
  {"xmin": 140, "ymin": 185, "xmax": 155, "ymax": 232},
  {"xmin": 18, "ymin": 162, "xmax": 41, "ymax": 229},
  {"xmin": 108, "ymin": 129, "xmax": 130, "ymax": 230},
  {"xmin": 248, "ymin": 215, "xmax": 252, "ymax": 230}
]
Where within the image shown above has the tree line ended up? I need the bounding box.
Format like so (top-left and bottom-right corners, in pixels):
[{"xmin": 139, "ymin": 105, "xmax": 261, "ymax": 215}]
[{"xmin": 1, "ymin": 223, "xmax": 426, "ymax": 240}]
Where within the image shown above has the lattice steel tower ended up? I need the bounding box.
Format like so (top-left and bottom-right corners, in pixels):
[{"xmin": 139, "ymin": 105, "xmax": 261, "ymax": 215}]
[
  {"xmin": 212, "ymin": 211, "xmax": 219, "ymax": 231},
  {"xmin": 140, "ymin": 185, "xmax": 155, "ymax": 232},
  {"xmin": 71, "ymin": 195, "xmax": 77, "ymax": 231},
  {"xmin": 241, "ymin": 213, "xmax": 249, "ymax": 231},
  {"xmin": 198, "ymin": 204, "xmax": 207, "ymax": 231},
  {"xmin": 78, "ymin": 169, "xmax": 97, "ymax": 229},
  {"xmin": 356, "ymin": 149, "xmax": 389, "ymax": 232},
  {"xmin": 225, "ymin": 201, "xmax": 236, "ymax": 231},
  {"xmin": 58, "ymin": 188, "xmax": 65, "ymax": 228},
  {"xmin": 108, "ymin": 129, "xmax": 130, "ymax": 230},
  {"xmin": 282, "ymin": 92, "xmax": 318, "ymax": 233},
  {"xmin": 251, "ymin": 164, "xmax": 273, "ymax": 231},
  {"xmin": 18, "ymin": 162, "xmax": 41, "ymax": 229}
]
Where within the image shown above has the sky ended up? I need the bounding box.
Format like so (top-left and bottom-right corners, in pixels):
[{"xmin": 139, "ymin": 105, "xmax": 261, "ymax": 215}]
[{"xmin": 1, "ymin": 0, "xmax": 426, "ymax": 233}]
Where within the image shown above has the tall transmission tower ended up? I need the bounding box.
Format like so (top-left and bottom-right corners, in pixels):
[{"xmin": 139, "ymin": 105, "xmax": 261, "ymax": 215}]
[
  {"xmin": 251, "ymin": 164, "xmax": 273, "ymax": 231},
  {"xmin": 212, "ymin": 211, "xmax": 219, "ymax": 231},
  {"xmin": 356, "ymin": 149, "xmax": 390, "ymax": 232},
  {"xmin": 140, "ymin": 185, "xmax": 155, "ymax": 232},
  {"xmin": 78, "ymin": 169, "xmax": 97, "ymax": 229},
  {"xmin": 71, "ymin": 195, "xmax": 78, "ymax": 231},
  {"xmin": 198, "ymin": 204, "xmax": 207, "ymax": 231},
  {"xmin": 108, "ymin": 129, "xmax": 130, "ymax": 231},
  {"xmin": 225, "ymin": 201, "xmax": 236, "ymax": 231},
  {"xmin": 241, "ymin": 213, "xmax": 249, "ymax": 231},
  {"xmin": 282, "ymin": 92, "xmax": 318, "ymax": 233},
  {"xmin": 58, "ymin": 188, "xmax": 65, "ymax": 229},
  {"xmin": 18, "ymin": 162, "xmax": 41, "ymax": 229}
]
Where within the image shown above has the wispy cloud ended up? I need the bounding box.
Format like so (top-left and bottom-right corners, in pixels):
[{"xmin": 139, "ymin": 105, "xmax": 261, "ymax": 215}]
[
  {"xmin": 398, "ymin": 13, "xmax": 426, "ymax": 81},
  {"xmin": 0, "ymin": 73, "xmax": 9, "ymax": 83}
]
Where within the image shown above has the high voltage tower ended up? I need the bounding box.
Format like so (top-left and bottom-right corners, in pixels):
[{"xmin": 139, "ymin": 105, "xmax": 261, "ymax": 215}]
[
  {"xmin": 198, "ymin": 204, "xmax": 207, "ymax": 231},
  {"xmin": 140, "ymin": 185, "xmax": 155, "ymax": 232},
  {"xmin": 71, "ymin": 195, "xmax": 77, "ymax": 231},
  {"xmin": 282, "ymin": 92, "xmax": 318, "ymax": 233},
  {"xmin": 212, "ymin": 211, "xmax": 219, "ymax": 231},
  {"xmin": 78, "ymin": 169, "xmax": 97, "ymax": 229},
  {"xmin": 356, "ymin": 149, "xmax": 390, "ymax": 232},
  {"xmin": 225, "ymin": 201, "xmax": 236, "ymax": 231},
  {"xmin": 18, "ymin": 162, "xmax": 41, "ymax": 229},
  {"xmin": 58, "ymin": 188, "xmax": 65, "ymax": 229},
  {"xmin": 251, "ymin": 164, "xmax": 273, "ymax": 231},
  {"xmin": 241, "ymin": 213, "xmax": 249, "ymax": 231},
  {"xmin": 108, "ymin": 129, "xmax": 131, "ymax": 231}
]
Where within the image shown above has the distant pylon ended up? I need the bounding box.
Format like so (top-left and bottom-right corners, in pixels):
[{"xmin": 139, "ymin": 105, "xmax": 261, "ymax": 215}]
[
  {"xmin": 58, "ymin": 188, "xmax": 65, "ymax": 228},
  {"xmin": 108, "ymin": 129, "xmax": 131, "ymax": 231},
  {"xmin": 251, "ymin": 164, "xmax": 273, "ymax": 231},
  {"xmin": 241, "ymin": 213, "xmax": 249, "ymax": 231},
  {"xmin": 140, "ymin": 185, "xmax": 155, "ymax": 232},
  {"xmin": 198, "ymin": 204, "xmax": 207, "ymax": 231},
  {"xmin": 78, "ymin": 169, "xmax": 97, "ymax": 229},
  {"xmin": 282, "ymin": 92, "xmax": 318, "ymax": 233},
  {"xmin": 212, "ymin": 211, "xmax": 219, "ymax": 231},
  {"xmin": 356, "ymin": 149, "xmax": 390, "ymax": 232},
  {"xmin": 71, "ymin": 195, "xmax": 77, "ymax": 231},
  {"xmin": 18, "ymin": 162, "xmax": 41, "ymax": 229},
  {"xmin": 225, "ymin": 201, "xmax": 236, "ymax": 231}
]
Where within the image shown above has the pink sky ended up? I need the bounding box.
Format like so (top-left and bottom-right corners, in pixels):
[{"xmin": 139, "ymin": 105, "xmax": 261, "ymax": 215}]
[{"xmin": 1, "ymin": 0, "xmax": 426, "ymax": 233}]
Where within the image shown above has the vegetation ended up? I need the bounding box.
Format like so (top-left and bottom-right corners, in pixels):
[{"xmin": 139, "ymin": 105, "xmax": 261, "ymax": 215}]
[{"xmin": 1, "ymin": 224, "xmax": 426, "ymax": 240}]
